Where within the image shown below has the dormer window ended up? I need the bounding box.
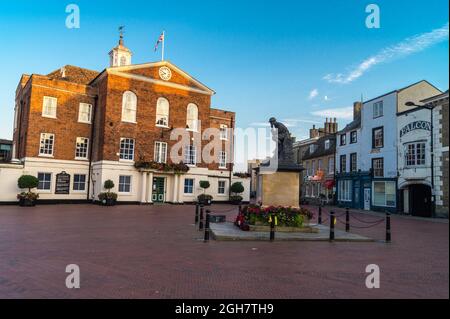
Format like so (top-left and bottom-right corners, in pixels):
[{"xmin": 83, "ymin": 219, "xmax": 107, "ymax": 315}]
[
  {"xmin": 309, "ymin": 144, "xmax": 316, "ymax": 154},
  {"xmin": 325, "ymin": 139, "xmax": 330, "ymax": 150}
]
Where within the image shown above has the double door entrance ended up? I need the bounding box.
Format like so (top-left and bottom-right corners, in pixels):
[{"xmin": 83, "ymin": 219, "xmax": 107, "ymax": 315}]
[{"xmin": 152, "ymin": 177, "xmax": 165, "ymax": 203}]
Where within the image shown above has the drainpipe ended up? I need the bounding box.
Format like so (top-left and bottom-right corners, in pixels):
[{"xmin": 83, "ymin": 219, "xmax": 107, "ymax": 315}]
[
  {"xmin": 87, "ymin": 95, "xmax": 98, "ymax": 202},
  {"xmin": 228, "ymin": 115, "xmax": 235, "ymax": 200},
  {"xmin": 430, "ymin": 107, "xmax": 436, "ymax": 218}
]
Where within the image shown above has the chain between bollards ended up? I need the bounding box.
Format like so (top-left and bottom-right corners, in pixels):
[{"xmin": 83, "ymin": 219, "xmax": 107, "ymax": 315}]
[
  {"xmin": 318, "ymin": 205, "xmax": 322, "ymax": 225},
  {"xmin": 204, "ymin": 210, "xmax": 210, "ymax": 242},
  {"xmin": 386, "ymin": 212, "xmax": 391, "ymax": 243},
  {"xmin": 195, "ymin": 203, "xmax": 199, "ymax": 224},
  {"xmin": 199, "ymin": 204, "xmax": 204, "ymax": 231},
  {"xmin": 270, "ymin": 215, "xmax": 275, "ymax": 242},
  {"xmin": 329, "ymin": 211, "xmax": 335, "ymax": 241},
  {"xmin": 345, "ymin": 207, "xmax": 350, "ymax": 232}
]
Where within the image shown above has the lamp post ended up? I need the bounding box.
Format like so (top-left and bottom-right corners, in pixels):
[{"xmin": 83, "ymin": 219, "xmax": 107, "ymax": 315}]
[{"xmin": 405, "ymin": 101, "xmax": 435, "ymax": 218}]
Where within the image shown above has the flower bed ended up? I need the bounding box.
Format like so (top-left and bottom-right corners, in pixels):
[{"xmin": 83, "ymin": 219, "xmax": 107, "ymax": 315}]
[{"xmin": 234, "ymin": 205, "xmax": 314, "ymax": 231}]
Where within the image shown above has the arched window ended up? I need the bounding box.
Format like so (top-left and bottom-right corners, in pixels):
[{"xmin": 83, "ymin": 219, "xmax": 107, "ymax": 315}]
[
  {"xmin": 120, "ymin": 56, "xmax": 127, "ymax": 66},
  {"xmin": 156, "ymin": 97, "xmax": 169, "ymax": 127},
  {"xmin": 186, "ymin": 103, "xmax": 198, "ymax": 131},
  {"xmin": 121, "ymin": 91, "xmax": 137, "ymax": 123}
]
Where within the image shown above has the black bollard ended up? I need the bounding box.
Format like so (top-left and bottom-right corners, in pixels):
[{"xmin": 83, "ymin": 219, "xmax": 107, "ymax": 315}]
[
  {"xmin": 318, "ymin": 205, "xmax": 322, "ymax": 224},
  {"xmin": 238, "ymin": 204, "xmax": 242, "ymax": 214},
  {"xmin": 195, "ymin": 203, "xmax": 199, "ymax": 224},
  {"xmin": 345, "ymin": 208, "xmax": 350, "ymax": 232},
  {"xmin": 386, "ymin": 212, "xmax": 391, "ymax": 243},
  {"xmin": 270, "ymin": 215, "xmax": 275, "ymax": 242},
  {"xmin": 204, "ymin": 210, "xmax": 210, "ymax": 242},
  {"xmin": 329, "ymin": 211, "xmax": 335, "ymax": 241},
  {"xmin": 199, "ymin": 204, "xmax": 204, "ymax": 231}
]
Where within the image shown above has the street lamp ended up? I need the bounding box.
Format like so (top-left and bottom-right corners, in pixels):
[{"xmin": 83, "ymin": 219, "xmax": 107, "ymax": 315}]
[{"xmin": 405, "ymin": 101, "xmax": 435, "ymax": 218}]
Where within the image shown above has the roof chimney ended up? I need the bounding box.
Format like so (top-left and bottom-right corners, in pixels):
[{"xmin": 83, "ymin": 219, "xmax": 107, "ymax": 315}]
[{"xmin": 353, "ymin": 101, "xmax": 362, "ymax": 120}]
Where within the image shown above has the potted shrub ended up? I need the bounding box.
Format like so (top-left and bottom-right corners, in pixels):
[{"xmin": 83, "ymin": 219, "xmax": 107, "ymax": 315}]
[
  {"xmin": 98, "ymin": 179, "xmax": 118, "ymax": 206},
  {"xmin": 17, "ymin": 175, "xmax": 39, "ymax": 207},
  {"xmin": 230, "ymin": 181, "xmax": 245, "ymax": 205},
  {"xmin": 197, "ymin": 180, "xmax": 212, "ymax": 205}
]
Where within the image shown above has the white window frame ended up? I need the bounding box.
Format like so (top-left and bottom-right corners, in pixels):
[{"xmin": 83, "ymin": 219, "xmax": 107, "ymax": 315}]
[
  {"xmin": 184, "ymin": 145, "xmax": 197, "ymax": 166},
  {"xmin": 75, "ymin": 137, "xmax": 89, "ymax": 160},
  {"xmin": 186, "ymin": 103, "xmax": 199, "ymax": 132},
  {"xmin": 373, "ymin": 101, "xmax": 384, "ymax": 118},
  {"xmin": 220, "ymin": 124, "xmax": 228, "ymax": 140},
  {"xmin": 154, "ymin": 141, "xmax": 168, "ymax": 164},
  {"xmin": 372, "ymin": 181, "xmax": 396, "ymax": 207},
  {"xmin": 324, "ymin": 139, "xmax": 330, "ymax": 150},
  {"xmin": 73, "ymin": 174, "xmax": 87, "ymax": 192},
  {"xmin": 338, "ymin": 180, "xmax": 352, "ymax": 202},
  {"xmin": 118, "ymin": 175, "xmax": 132, "ymax": 193},
  {"xmin": 405, "ymin": 142, "xmax": 426, "ymax": 167},
  {"xmin": 156, "ymin": 97, "xmax": 170, "ymax": 128},
  {"xmin": 121, "ymin": 91, "xmax": 137, "ymax": 123},
  {"xmin": 328, "ymin": 157, "xmax": 334, "ymax": 174},
  {"xmin": 219, "ymin": 151, "xmax": 227, "ymax": 169},
  {"xmin": 37, "ymin": 172, "xmax": 52, "ymax": 192},
  {"xmin": 350, "ymin": 153, "xmax": 357, "ymax": 172},
  {"xmin": 184, "ymin": 178, "xmax": 194, "ymax": 195},
  {"xmin": 218, "ymin": 180, "xmax": 226, "ymax": 195},
  {"xmin": 42, "ymin": 96, "xmax": 57, "ymax": 119},
  {"xmin": 119, "ymin": 138, "xmax": 135, "ymax": 161},
  {"xmin": 39, "ymin": 133, "xmax": 55, "ymax": 157},
  {"xmin": 78, "ymin": 103, "xmax": 92, "ymax": 124}
]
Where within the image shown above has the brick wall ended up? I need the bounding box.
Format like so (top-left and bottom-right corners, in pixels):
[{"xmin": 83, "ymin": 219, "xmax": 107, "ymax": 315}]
[{"xmin": 15, "ymin": 64, "xmax": 234, "ymax": 171}]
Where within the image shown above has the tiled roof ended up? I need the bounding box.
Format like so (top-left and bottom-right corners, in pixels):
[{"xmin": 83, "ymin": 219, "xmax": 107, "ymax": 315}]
[
  {"xmin": 47, "ymin": 65, "xmax": 99, "ymax": 85},
  {"xmin": 338, "ymin": 117, "xmax": 361, "ymax": 134},
  {"xmin": 302, "ymin": 134, "xmax": 336, "ymax": 160}
]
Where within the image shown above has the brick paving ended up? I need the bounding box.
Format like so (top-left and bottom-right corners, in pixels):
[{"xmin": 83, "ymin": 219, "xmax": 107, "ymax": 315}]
[{"xmin": 0, "ymin": 204, "xmax": 448, "ymax": 299}]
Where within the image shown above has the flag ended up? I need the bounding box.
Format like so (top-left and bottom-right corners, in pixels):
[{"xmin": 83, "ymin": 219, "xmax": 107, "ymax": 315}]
[{"xmin": 154, "ymin": 32, "xmax": 164, "ymax": 52}]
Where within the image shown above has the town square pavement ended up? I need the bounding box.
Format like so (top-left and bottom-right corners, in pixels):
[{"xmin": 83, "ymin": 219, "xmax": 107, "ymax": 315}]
[{"xmin": 0, "ymin": 204, "xmax": 448, "ymax": 298}]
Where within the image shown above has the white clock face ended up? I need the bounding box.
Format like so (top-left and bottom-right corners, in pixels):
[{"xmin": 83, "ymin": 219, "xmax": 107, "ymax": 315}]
[{"xmin": 159, "ymin": 66, "xmax": 172, "ymax": 81}]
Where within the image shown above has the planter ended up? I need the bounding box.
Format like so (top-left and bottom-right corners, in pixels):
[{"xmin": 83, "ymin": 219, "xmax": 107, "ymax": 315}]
[
  {"xmin": 19, "ymin": 198, "xmax": 36, "ymax": 207},
  {"xmin": 249, "ymin": 224, "xmax": 319, "ymax": 233},
  {"xmin": 101, "ymin": 198, "xmax": 116, "ymax": 206},
  {"xmin": 198, "ymin": 198, "xmax": 212, "ymax": 206}
]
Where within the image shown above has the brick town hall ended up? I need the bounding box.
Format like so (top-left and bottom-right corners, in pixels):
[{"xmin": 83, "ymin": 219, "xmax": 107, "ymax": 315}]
[{"xmin": 0, "ymin": 34, "xmax": 249, "ymax": 204}]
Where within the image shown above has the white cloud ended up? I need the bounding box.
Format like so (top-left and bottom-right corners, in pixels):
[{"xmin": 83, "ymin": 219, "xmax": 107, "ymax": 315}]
[
  {"xmin": 324, "ymin": 95, "xmax": 330, "ymax": 101},
  {"xmin": 311, "ymin": 107, "xmax": 353, "ymax": 120},
  {"xmin": 308, "ymin": 89, "xmax": 319, "ymax": 99},
  {"xmin": 324, "ymin": 22, "xmax": 449, "ymax": 84}
]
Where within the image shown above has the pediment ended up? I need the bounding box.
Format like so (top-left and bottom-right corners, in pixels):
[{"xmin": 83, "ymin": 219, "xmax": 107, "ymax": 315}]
[{"xmin": 107, "ymin": 61, "xmax": 215, "ymax": 96}]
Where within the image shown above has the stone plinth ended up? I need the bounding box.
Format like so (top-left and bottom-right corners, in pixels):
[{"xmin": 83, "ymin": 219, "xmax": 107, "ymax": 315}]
[{"xmin": 256, "ymin": 163, "xmax": 304, "ymax": 207}]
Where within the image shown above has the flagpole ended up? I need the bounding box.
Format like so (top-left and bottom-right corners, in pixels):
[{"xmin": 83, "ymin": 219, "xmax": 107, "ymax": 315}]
[{"xmin": 161, "ymin": 30, "xmax": 165, "ymax": 61}]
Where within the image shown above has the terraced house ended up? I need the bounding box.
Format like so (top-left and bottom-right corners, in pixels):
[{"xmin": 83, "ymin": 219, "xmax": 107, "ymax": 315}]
[{"xmin": 1, "ymin": 35, "xmax": 249, "ymax": 204}]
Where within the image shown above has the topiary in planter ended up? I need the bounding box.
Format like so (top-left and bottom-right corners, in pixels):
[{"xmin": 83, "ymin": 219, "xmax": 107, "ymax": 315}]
[
  {"xmin": 99, "ymin": 179, "xmax": 117, "ymax": 206},
  {"xmin": 17, "ymin": 175, "xmax": 39, "ymax": 207},
  {"xmin": 230, "ymin": 182, "xmax": 245, "ymax": 204}
]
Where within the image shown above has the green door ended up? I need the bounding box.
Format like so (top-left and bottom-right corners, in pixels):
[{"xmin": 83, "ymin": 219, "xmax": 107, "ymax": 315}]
[{"xmin": 152, "ymin": 177, "xmax": 165, "ymax": 203}]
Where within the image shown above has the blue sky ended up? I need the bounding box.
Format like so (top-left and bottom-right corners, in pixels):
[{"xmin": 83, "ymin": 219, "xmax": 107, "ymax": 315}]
[{"xmin": 0, "ymin": 0, "xmax": 448, "ymax": 143}]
